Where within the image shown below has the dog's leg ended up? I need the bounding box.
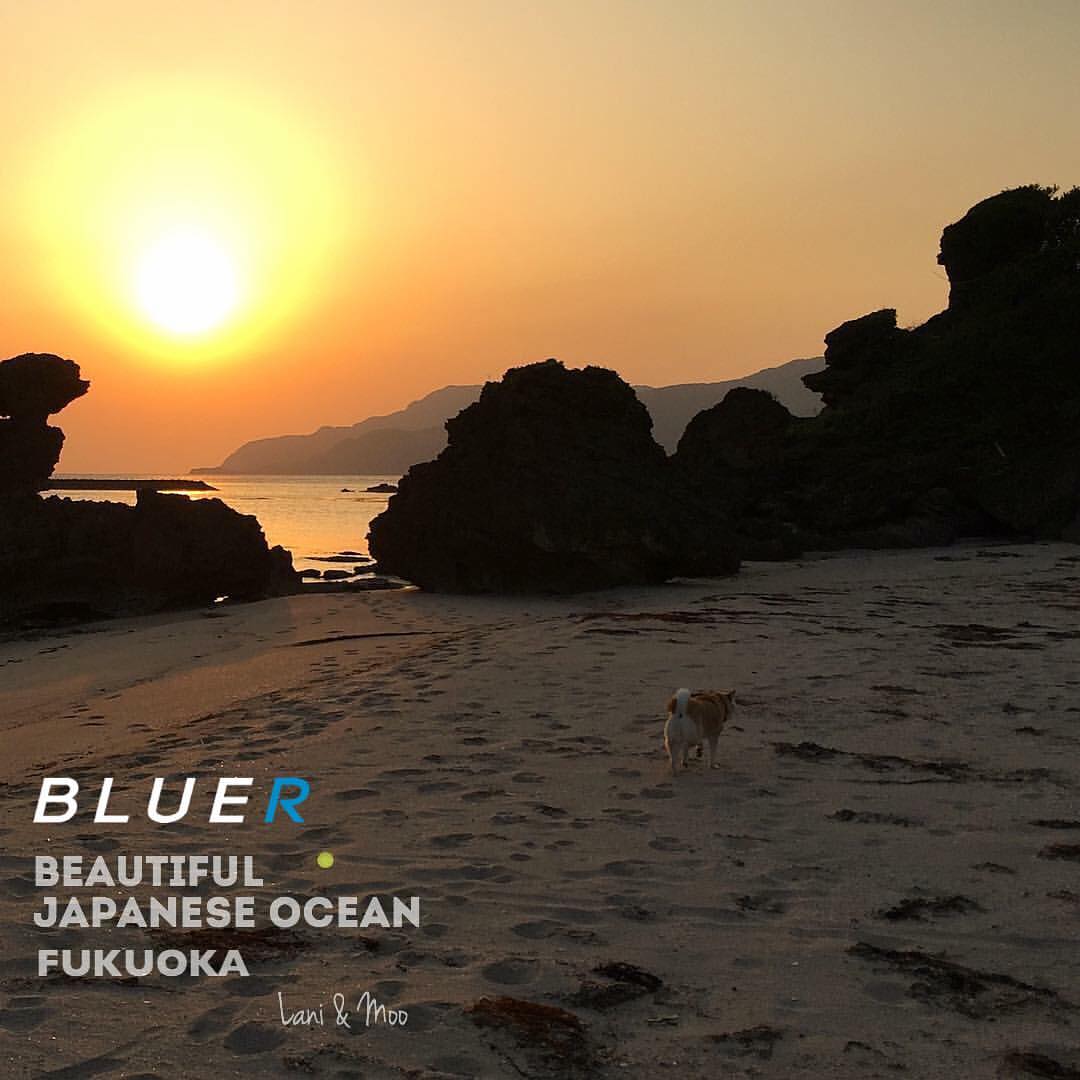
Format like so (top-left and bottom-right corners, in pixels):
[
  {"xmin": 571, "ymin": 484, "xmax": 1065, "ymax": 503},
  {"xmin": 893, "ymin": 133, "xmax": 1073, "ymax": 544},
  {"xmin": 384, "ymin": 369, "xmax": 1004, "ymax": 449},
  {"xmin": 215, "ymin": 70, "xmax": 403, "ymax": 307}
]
[{"xmin": 706, "ymin": 735, "xmax": 719, "ymax": 769}]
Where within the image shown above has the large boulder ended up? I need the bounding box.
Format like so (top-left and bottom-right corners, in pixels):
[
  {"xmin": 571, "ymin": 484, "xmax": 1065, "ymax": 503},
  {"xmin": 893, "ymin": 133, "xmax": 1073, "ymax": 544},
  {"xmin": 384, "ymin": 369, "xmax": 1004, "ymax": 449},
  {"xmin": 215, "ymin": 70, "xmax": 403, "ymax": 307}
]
[
  {"xmin": 673, "ymin": 388, "xmax": 806, "ymax": 559},
  {"xmin": 676, "ymin": 387, "xmax": 796, "ymax": 473},
  {"xmin": 368, "ymin": 359, "xmax": 739, "ymax": 592}
]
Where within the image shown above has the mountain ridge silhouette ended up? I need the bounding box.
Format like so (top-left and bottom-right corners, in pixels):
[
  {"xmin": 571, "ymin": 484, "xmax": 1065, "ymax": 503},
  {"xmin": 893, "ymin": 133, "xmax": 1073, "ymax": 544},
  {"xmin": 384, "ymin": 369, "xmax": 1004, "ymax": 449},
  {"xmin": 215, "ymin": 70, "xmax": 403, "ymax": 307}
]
[{"xmin": 192, "ymin": 356, "xmax": 823, "ymax": 475}]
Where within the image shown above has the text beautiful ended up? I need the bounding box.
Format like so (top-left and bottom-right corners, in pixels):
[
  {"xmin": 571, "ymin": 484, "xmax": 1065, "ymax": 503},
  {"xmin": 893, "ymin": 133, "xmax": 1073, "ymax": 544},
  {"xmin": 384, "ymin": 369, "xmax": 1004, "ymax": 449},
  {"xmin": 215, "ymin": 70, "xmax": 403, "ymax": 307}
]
[{"xmin": 31, "ymin": 777, "xmax": 421, "ymax": 978}]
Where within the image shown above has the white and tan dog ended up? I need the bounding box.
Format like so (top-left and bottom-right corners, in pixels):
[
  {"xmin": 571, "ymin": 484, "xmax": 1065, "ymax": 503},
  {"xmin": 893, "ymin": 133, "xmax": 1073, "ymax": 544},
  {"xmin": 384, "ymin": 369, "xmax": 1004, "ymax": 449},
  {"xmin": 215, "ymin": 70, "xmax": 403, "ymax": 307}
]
[{"xmin": 664, "ymin": 687, "xmax": 736, "ymax": 775}]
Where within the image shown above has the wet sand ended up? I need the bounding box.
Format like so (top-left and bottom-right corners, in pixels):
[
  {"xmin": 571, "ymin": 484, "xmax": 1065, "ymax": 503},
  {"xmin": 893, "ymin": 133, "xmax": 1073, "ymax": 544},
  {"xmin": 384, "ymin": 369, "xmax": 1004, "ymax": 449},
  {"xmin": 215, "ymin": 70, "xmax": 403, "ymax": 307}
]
[{"xmin": 1, "ymin": 542, "xmax": 1079, "ymax": 1078}]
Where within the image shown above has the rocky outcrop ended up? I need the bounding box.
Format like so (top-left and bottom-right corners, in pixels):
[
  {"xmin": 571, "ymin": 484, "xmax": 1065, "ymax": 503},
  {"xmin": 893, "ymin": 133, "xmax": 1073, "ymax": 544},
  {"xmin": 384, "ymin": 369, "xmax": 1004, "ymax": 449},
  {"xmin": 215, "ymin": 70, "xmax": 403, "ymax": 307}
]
[
  {"xmin": 802, "ymin": 309, "xmax": 911, "ymax": 410},
  {"xmin": 0, "ymin": 353, "xmax": 298, "ymax": 624},
  {"xmin": 0, "ymin": 353, "xmax": 89, "ymax": 497},
  {"xmin": 368, "ymin": 359, "xmax": 739, "ymax": 592},
  {"xmin": 0, "ymin": 493, "xmax": 297, "ymax": 620},
  {"xmin": 673, "ymin": 388, "xmax": 807, "ymax": 559},
  {"xmin": 676, "ymin": 184, "xmax": 1080, "ymax": 552},
  {"xmin": 937, "ymin": 184, "xmax": 1078, "ymax": 309},
  {"xmin": 0, "ymin": 352, "xmax": 90, "ymax": 419},
  {"xmin": 0, "ymin": 421, "xmax": 65, "ymax": 498}
]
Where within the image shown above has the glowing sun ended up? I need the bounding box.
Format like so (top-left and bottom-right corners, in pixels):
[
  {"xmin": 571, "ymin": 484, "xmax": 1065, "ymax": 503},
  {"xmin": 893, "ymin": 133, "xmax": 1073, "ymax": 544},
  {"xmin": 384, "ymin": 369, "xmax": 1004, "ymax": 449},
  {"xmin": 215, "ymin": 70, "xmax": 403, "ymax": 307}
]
[{"xmin": 134, "ymin": 227, "xmax": 240, "ymax": 335}]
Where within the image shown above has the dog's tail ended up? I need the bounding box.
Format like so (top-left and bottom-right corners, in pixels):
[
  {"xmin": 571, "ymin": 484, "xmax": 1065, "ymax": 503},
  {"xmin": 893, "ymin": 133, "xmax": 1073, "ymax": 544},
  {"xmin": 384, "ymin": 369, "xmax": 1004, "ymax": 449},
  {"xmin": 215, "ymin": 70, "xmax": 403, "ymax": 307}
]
[{"xmin": 673, "ymin": 687, "xmax": 691, "ymax": 718}]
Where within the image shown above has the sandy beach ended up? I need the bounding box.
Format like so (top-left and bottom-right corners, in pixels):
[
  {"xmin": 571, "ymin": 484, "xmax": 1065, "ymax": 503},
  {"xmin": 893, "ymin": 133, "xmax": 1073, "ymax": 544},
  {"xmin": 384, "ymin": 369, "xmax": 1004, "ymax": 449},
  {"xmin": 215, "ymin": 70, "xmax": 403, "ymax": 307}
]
[{"xmin": 2, "ymin": 542, "xmax": 1079, "ymax": 1078}]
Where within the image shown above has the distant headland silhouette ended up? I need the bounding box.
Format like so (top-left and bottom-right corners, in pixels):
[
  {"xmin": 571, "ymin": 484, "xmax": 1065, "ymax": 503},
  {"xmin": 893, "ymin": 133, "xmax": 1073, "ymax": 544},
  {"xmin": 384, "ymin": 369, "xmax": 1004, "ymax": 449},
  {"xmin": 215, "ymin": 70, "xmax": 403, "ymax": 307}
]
[{"xmin": 191, "ymin": 359, "xmax": 825, "ymax": 476}]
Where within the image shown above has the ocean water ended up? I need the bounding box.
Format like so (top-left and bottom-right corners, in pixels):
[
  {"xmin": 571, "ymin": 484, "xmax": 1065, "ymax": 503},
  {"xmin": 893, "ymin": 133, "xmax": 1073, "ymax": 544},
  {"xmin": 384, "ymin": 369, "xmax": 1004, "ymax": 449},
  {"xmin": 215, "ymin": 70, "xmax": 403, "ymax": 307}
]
[{"xmin": 49, "ymin": 475, "xmax": 399, "ymax": 574}]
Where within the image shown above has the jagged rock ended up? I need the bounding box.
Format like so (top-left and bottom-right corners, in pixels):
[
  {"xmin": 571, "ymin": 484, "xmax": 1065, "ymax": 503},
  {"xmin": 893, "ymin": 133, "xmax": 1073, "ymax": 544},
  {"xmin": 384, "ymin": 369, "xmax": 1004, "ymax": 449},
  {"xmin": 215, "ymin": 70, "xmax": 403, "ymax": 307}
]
[
  {"xmin": 0, "ymin": 353, "xmax": 89, "ymax": 421},
  {"xmin": 676, "ymin": 185, "xmax": 1080, "ymax": 552},
  {"xmin": 803, "ymin": 309, "xmax": 910, "ymax": 409},
  {"xmin": 938, "ymin": 185, "xmax": 1060, "ymax": 308},
  {"xmin": 368, "ymin": 359, "xmax": 739, "ymax": 592},
  {"xmin": 0, "ymin": 353, "xmax": 88, "ymax": 497},
  {"xmin": 0, "ymin": 493, "xmax": 297, "ymax": 622},
  {"xmin": 0, "ymin": 352, "xmax": 298, "ymax": 623}
]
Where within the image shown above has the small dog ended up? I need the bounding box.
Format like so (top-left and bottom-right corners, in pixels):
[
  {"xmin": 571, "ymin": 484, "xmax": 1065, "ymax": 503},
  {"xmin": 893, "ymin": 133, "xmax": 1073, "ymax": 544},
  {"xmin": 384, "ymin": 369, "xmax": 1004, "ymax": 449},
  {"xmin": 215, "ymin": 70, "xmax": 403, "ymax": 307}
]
[{"xmin": 664, "ymin": 687, "xmax": 736, "ymax": 776}]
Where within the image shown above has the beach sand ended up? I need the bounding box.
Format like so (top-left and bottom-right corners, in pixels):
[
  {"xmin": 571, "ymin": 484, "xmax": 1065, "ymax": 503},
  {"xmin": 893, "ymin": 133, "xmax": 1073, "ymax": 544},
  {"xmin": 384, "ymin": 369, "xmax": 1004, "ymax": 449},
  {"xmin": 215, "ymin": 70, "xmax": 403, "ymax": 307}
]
[{"xmin": 1, "ymin": 543, "xmax": 1079, "ymax": 1078}]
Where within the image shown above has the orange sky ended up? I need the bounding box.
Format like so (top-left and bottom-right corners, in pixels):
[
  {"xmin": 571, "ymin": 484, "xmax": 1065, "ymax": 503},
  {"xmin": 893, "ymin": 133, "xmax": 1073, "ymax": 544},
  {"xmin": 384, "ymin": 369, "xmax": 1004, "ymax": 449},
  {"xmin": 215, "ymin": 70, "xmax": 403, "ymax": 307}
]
[{"xmin": 2, "ymin": 0, "xmax": 1079, "ymax": 472}]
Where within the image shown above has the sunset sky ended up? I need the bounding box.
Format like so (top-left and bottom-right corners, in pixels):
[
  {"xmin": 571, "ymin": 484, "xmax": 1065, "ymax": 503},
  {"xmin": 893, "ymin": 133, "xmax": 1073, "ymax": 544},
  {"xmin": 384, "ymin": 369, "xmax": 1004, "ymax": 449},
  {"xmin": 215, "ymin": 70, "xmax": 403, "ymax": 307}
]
[{"xmin": 2, "ymin": 0, "xmax": 1079, "ymax": 472}]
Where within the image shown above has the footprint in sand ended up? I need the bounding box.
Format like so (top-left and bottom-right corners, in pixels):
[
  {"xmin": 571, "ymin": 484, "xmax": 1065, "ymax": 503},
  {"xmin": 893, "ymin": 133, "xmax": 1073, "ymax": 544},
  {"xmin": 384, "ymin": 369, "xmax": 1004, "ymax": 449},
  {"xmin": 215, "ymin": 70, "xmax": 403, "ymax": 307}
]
[
  {"xmin": 335, "ymin": 787, "xmax": 379, "ymax": 800},
  {"xmin": 222, "ymin": 1021, "xmax": 286, "ymax": 1054},
  {"xmin": 419, "ymin": 780, "xmax": 464, "ymax": 793},
  {"xmin": 0, "ymin": 998, "xmax": 51, "ymax": 1032},
  {"xmin": 187, "ymin": 1002, "xmax": 242, "ymax": 1040},
  {"xmin": 481, "ymin": 958, "xmax": 541, "ymax": 985},
  {"xmin": 462, "ymin": 787, "xmax": 506, "ymax": 802},
  {"xmin": 604, "ymin": 860, "xmax": 651, "ymax": 877},
  {"xmin": 603, "ymin": 808, "xmax": 652, "ymax": 827},
  {"xmin": 650, "ymin": 836, "xmax": 695, "ymax": 852},
  {"xmin": 430, "ymin": 833, "xmax": 474, "ymax": 849},
  {"xmin": 511, "ymin": 920, "xmax": 559, "ymax": 940}
]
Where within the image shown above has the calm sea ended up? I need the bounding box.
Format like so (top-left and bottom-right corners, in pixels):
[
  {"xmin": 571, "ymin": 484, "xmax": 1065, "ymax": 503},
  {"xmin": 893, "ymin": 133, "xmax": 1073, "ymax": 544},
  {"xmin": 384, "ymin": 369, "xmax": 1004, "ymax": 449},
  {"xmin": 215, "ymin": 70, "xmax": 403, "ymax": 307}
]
[{"xmin": 50, "ymin": 475, "xmax": 399, "ymax": 574}]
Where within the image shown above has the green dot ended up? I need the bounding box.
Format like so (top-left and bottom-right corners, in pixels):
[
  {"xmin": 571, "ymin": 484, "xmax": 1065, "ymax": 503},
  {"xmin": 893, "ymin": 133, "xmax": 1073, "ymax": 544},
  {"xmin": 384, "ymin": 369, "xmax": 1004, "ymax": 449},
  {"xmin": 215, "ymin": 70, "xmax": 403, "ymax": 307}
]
[{"xmin": 316, "ymin": 851, "xmax": 334, "ymax": 869}]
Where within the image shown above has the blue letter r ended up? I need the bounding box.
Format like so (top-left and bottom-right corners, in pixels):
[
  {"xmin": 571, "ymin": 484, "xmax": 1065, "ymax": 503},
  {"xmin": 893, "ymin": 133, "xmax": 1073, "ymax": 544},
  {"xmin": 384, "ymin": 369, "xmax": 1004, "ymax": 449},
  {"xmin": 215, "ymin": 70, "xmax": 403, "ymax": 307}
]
[{"xmin": 265, "ymin": 777, "xmax": 311, "ymax": 824}]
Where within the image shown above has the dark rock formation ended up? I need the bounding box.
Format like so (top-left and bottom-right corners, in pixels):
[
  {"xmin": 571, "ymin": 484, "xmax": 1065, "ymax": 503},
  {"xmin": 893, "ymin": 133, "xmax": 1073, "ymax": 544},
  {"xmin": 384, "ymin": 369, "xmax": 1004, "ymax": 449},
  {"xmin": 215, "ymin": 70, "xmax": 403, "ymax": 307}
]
[
  {"xmin": 0, "ymin": 421, "xmax": 64, "ymax": 498},
  {"xmin": 677, "ymin": 388, "xmax": 796, "ymax": 475},
  {"xmin": 0, "ymin": 493, "xmax": 297, "ymax": 621},
  {"xmin": 803, "ymin": 309, "xmax": 911, "ymax": 409},
  {"xmin": 673, "ymin": 388, "xmax": 807, "ymax": 559},
  {"xmin": 368, "ymin": 359, "xmax": 739, "ymax": 592},
  {"xmin": 0, "ymin": 353, "xmax": 297, "ymax": 624},
  {"xmin": 0, "ymin": 353, "xmax": 89, "ymax": 498},
  {"xmin": 937, "ymin": 184, "xmax": 1078, "ymax": 308},
  {"xmin": 675, "ymin": 185, "xmax": 1080, "ymax": 552},
  {"xmin": 0, "ymin": 352, "xmax": 89, "ymax": 421}
]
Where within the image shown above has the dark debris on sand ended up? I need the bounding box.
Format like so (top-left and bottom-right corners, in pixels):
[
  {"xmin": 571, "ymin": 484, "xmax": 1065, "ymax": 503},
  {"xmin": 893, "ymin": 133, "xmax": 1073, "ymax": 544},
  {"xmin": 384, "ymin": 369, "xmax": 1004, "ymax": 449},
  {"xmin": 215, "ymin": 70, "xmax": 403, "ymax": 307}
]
[
  {"xmin": 849, "ymin": 943, "xmax": 1076, "ymax": 1019},
  {"xmin": 775, "ymin": 741, "xmax": 1059, "ymax": 786},
  {"xmin": 707, "ymin": 1024, "xmax": 785, "ymax": 1060},
  {"xmin": 1039, "ymin": 844, "xmax": 1080, "ymax": 862},
  {"xmin": 775, "ymin": 740, "xmax": 971, "ymax": 780},
  {"xmin": 830, "ymin": 808, "xmax": 922, "ymax": 826},
  {"xmin": 1000, "ymin": 1050, "xmax": 1080, "ymax": 1079},
  {"xmin": 467, "ymin": 995, "xmax": 592, "ymax": 1073},
  {"xmin": 876, "ymin": 895, "xmax": 984, "ymax": 921},
  {"xmin": 566, "ymin": 961, "xmax": 663, "ymax": 1010}
]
